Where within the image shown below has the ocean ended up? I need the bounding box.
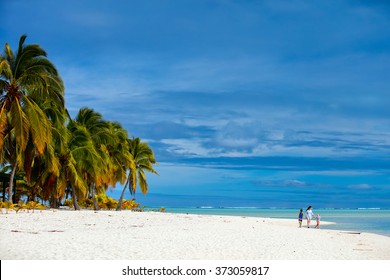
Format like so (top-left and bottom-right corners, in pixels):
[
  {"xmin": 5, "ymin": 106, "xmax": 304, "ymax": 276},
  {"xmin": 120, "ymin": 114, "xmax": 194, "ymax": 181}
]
[{"xmin": 163, "ymin": 207, "xmax": 390, "ymax": 236}]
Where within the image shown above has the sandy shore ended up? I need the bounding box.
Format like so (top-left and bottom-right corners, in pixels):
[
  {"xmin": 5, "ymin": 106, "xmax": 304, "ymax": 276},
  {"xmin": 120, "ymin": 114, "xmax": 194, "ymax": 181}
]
[{"xmin": 0, "ymin": 210, "xmax": 389, "ymax": 260}]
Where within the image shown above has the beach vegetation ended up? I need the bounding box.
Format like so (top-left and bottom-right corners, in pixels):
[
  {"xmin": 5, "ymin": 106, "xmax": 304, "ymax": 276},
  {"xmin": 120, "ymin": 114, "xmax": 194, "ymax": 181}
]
[
  {"xmin": 15, "ymin": 200, "xmax": 27, "ymax": 213},
  {"xmin": 0, "ymin": 35, "xmax": 158, "ymax": 211},
  {"xmin": 121, "ymin": 198, "xmax": 141, "ymax": 211},
  {"xmin": 63, "ymin": 199, "xmax": 73, "ymax": 208},
  {"xmin": 2, "ymin": 201, "xmax": 18, "ymax": 213},
  {"xmin": 61, "ymin": 196, "xmax": 143, "ymax": 211},
  {"xmin": 26, "ymin": 201, "xmax": 44, "ymax": 213},
  {"xmin": 80, "ymin": 198, "xmax": 94, "ymax": 209},
  {"xmin": 95, "ymin": 194, "xmax": 118, "ymax": 210}
]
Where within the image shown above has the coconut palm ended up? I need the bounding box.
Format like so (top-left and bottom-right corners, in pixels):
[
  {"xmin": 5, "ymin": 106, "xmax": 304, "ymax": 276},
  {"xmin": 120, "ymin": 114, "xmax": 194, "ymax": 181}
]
[
  {"xmin": 21, "ymin": 84, "xmax": 67, "ymax": 205},
  {"xmin": 104, "ymin": 121, "xmax": 133, "ymax": 188},
  {"xmin": 116, "ymin": 137, "xmax": 158, "ymax": 210},
  {"xmin": 0, "ymin": 35, "xmax": 64, "ymax": 202},
  {"xmin": 74, "ymin": 107, "xmax": 115, "ymax": 210},
  {"xmin": 55, "ymin": 118, "xmax": 97, "ymax": 210}
]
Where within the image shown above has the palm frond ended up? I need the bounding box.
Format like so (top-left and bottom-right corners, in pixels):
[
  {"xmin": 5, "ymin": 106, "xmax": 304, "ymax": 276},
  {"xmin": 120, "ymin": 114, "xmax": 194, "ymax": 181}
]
[
  {"xmin": 23, "ymin": 96, "xmax": 52, "ymax": 154},
  {"xmin": 9, "ymin": 99, "xmax": 30, "ymax": 151},
  {"xmin": 137, "ymin": 170, "xmax": 148, "ymax": 195},
  {"xmin": 0, "ymin": 58, "xmax": 12, "ymax": 79},
  {"xmin": 0, "ymin": 102, "xmax": 8, "ymax": 151},
  {"xmin": 3, "ymin": 43, "xmax": 14, "ymax": 67},
  {"xmin": 67, "ymin": 155, "xmax": 88, "ymax": 197}
]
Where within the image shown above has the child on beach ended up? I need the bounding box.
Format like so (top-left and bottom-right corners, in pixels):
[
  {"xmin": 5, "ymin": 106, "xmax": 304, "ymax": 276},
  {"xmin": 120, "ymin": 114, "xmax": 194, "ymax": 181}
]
[
  {"xmin": 298, "ymin": 209, "xmax": 303, "ymax": 228},
  {"xmin": 314, "ymin": 214, "xmax": 321, "ymax": 229}
]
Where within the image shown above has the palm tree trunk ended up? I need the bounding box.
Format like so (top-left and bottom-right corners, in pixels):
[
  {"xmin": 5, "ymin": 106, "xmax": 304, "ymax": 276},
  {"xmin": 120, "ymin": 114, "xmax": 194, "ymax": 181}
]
[
  {"xmin": 7, "ymin": 162, "xmax": 17, "ymax": 203},
  {"xmin": 91, "ymin": 183, "xmax": 100, "ymax": 211},
  {"xmin": 116, "ymin": 178, "xmax": 129, "ymax": 211},
  {"xmin": 71, "ymin": 186, "xmax": 81, "ymax": 210}
]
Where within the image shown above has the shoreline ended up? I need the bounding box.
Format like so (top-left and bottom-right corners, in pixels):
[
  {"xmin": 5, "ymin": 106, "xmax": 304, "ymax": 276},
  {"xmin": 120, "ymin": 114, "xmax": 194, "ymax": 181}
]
[
  {"xmin": 163, "ymin": 207, "xmax": 390, "ymax": 237},
  {"xmin": 1, "ymin": 209, "xmax": 389, "ymax": 260}
]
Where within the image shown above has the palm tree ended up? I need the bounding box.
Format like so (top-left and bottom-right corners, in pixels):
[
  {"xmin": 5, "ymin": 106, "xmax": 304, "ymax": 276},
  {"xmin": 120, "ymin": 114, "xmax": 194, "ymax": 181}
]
[
  {"xmin": 22, "ymin": 79, "xmax": 67, "ymax": 205},
  {"xmin": 104, "ymin": 121, "xmax": 133, "ymax": 188},
  {"xmin": 74, "ymin": 107, "xmax": 114, "ymax": 210},
  {"xmin": 0, "ymin": 35, "xmax": 64, "ymax": 202},
  {"xmin": 55, "ymin": 118, "xmax": 97, "ymax": 210},
  {"xmin": 54, "ymin": 109, "xmax": 133, "ymax": 211},
  {"xmin": 116, "ymin": 137, "xmax": 158, "ymax": 210}
]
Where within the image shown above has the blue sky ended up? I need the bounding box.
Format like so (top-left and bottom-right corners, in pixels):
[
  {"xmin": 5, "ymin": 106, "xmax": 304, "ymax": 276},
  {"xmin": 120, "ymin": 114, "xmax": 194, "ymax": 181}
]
[{"xmin": 2, "ymin": 0, "xmax": 389, "ymax": 208}]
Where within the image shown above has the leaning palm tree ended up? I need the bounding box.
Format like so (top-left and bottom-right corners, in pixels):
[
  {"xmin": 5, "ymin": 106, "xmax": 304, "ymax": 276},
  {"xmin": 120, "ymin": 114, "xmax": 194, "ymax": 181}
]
[
  {"xmin": 0, "ymin": 35, "xmax": 64, "ymax": 202},
  {"xmin": 74, "ymin": 107, "xmax": 113, "ymax": 210},
  {"xmin": 116, "ymin": 137, "xmax": 158, "ymax": 211},
  {"xmin": 21, "ymin": 79, "xmax": 67, "ymax": 205},
  {"xmin": 55, "ymin": 118, "xmax": 97, "ymax": 210},
  {"xmin": 103, "ymin": 121, "xmax": 133, "ymax": 189}
]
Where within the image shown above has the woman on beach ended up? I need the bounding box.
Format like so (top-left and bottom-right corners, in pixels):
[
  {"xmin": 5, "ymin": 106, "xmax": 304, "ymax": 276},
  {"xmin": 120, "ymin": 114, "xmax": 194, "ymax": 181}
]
[{"xmin": 306, "ymin": 206, "xmax": 313, "ymax": 228}]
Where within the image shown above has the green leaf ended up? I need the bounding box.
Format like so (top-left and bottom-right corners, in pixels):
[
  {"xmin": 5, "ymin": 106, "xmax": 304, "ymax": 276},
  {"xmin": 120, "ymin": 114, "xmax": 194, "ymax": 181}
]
[
  {"xmin": 9, "ymin": 99, "xmax": 30, "ymax": 151},
  {"xmin": 0, "ymin": 58, "xmax": 12, "ymax": 78},
  {"xmin": 0, "ymin": 102, "xmax": 8, "ymax": 151},
  {"xmin": 23, "ymin": 96, "xmax": 51, "ymax": 154}
]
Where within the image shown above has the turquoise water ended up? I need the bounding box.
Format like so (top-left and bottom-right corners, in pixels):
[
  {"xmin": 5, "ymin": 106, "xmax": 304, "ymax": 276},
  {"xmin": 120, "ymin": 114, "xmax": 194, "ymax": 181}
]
[{"xmin": 164, "ymin": 207, "xmax": 390, "ymax": 236}]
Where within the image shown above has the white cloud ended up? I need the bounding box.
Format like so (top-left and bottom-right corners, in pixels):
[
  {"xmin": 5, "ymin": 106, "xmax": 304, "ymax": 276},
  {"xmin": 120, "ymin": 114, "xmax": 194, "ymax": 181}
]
[
  {"xmin": 347, "ymin": 184, "xmax": 373, "ymax": 190},
  {"xmin": 160, "ymin": 138, "xmax": 220, "ymax": 157},
  {"xmin": 253, "ymin": 179, "xmax": 323, "ymax": 188}
]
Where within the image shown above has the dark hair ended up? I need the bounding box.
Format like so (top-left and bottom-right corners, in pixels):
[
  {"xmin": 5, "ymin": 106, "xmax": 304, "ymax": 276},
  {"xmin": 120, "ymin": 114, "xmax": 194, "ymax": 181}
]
[
  {"xmin": 306, "ymin": 206, "xmax": 312, "ymax": 211},
  {"xmin": 300, "ymin": 209, "xmax": 303, "ymax": 211}
]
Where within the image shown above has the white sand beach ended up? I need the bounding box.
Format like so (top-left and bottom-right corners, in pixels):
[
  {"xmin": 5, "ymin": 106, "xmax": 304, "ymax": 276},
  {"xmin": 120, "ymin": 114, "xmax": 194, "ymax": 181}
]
[{"xmin": 0, "ymin": 210, "xmax": 389, "ymax": 260}]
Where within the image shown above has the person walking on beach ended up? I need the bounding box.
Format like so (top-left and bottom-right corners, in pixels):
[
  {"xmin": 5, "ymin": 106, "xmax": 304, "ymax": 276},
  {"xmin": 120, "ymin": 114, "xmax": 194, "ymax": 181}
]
[
  {"xmin": 298, "ymin": 209, "xmax": 303, "ymax": 228},
  {"xmin": 314, "ymin": 213, "xmax": 321, "ymax": 229},
  {"xmin": 306, "ymin": 206, "xmax": 313, "ymax": 228}
]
